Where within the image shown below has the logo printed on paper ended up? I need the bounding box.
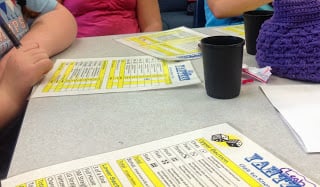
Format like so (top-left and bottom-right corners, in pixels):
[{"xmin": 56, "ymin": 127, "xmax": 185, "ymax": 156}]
[{"xmin": 211, "ymin": 133, "xmax": 243, "ymax": 147}]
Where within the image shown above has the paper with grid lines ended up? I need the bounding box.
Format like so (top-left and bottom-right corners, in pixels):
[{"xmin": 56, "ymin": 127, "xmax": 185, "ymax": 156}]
[
  {"xmin": 116, "ymin": 27, "xmax": 208, "ymax": 61},
  {"xmin": 2, "ymin": 123, "xmax": 319, "ymax": 186},
  {"xmin": 31, "ymin": 56, "xmax": 201, "ymax": 98}
]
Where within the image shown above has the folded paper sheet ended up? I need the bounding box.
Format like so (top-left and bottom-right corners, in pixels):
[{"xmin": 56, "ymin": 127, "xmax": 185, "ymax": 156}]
[{"xmin": 260, "ymin": 84, "xmax": 320, "ymax": 153}]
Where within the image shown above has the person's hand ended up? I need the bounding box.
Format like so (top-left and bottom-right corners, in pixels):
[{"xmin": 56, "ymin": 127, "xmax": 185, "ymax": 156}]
[
  {"xmin": 0, "ymin": 42, "xmax": 53, "ymax": 106},
  {"xmin": 0, "ymin": 42, "xmax": 53, "ymax": 127}
]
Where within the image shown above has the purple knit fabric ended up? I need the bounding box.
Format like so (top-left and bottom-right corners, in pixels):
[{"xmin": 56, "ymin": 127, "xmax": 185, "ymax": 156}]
[{"xmin": 256, "ymin": 0, "xmax": 320, "ymax": 82}]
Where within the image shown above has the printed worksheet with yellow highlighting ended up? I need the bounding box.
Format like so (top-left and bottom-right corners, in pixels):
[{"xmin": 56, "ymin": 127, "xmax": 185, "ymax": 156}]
[
  {"xmin": 31, "ymin": 56, "xmax": 201, "ymax": 98},
  {"xmin": 116, "ymin": 27, "xmax": 208, "ymax": 61},
  {"xmin": 2, "ymin": 123, "xmax": 318, "ymax": 187},
  {"xmin": 212, "ymin": 24, "xmax": 245, "ymax": 39}
]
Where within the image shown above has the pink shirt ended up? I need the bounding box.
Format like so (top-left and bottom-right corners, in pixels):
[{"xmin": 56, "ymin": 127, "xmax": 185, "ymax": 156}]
[{"xmin": 63, "ymin": 0, "xmax": 140, "ymax": 38}]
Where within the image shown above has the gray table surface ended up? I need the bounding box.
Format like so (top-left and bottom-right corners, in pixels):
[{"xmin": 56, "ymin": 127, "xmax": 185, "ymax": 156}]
[{"xmin": 8, "ymin": 28, "xmax": 320, "ymax": 183}]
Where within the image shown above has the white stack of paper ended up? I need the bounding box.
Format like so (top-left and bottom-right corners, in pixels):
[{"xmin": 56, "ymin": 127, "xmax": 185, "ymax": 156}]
[{"xmin": 260, "ymin": 84, "xmax": 320, "ymax": 153}]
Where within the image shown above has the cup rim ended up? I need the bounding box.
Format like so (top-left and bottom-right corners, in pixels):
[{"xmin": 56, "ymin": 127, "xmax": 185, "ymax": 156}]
[
  {"xmin": 200, "ymin": 36, "xmax": 245, "ymax": 47},
  {"xmin": 243, "ymin": 10, "xmax": 274, "ymax": 17}
]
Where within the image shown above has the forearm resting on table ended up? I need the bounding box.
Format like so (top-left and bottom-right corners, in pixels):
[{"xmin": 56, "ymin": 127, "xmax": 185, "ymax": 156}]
[
  {"xmin": 20, "ymin": 3, "xmax": 77, "ymax": 57},
  {"xmin": 0, "ymin": 4, "xmax": 76, "ymax": 128},
  {"xmin": 207, "ymin": 0, "xmax": 272, "ymax": 18}
]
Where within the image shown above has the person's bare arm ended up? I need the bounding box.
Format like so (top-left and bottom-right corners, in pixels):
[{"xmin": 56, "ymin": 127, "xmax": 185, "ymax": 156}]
[
  {"xmin": 207, "ymin": 0, "xmax": 272, "ymax": 18},
  {"xmin": 20, "ymin": 3, "xmax": 77, "ymax": 57},
  {"xmin": 136, "ymin": 0, "xmax": 162, "ymax": 32},
  {"xmin": 0, "ymin": 2, "xmax": 76, "ymax": 128},
  {"xmin": 0, "ymin": 43, "xmax": 53, "ymax": 128}
]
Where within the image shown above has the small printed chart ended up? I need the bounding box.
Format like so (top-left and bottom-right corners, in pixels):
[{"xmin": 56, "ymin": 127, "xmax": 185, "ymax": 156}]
[
  {"xmin": 212, "ymin": 24, "xmax": 245, "ymax": 39},
  {"xmin": 116, "ymin": 27, "xmax": 208, "ymax": 61},
  {"xmin": 31, "ymin": 56, "xmax": 201, "ymax": 98}
]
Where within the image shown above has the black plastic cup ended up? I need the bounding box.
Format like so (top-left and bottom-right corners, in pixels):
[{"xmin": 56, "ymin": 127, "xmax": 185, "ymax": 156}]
[
  {"xmin": 243, "ymin": 10, "xmax": 273, "ymax": 55},
  {"xmin": 201, "ymin": 36, "xmax": 245, "ymax": 99}
]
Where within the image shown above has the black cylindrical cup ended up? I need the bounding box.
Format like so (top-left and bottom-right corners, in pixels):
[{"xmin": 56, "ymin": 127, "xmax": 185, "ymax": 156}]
[
  {"xmin": 243, "ymin": 10, "xmax": 273, "ymax": 55},
  {"xmin": 201, "ymin": 36, "xmax": 245, "ymax": 99}
]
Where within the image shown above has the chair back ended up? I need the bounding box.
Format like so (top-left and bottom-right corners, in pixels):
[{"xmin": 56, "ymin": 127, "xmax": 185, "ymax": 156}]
[{"xmin": 193, "ymin": 0, "xmax": 206, "ymax": 27}]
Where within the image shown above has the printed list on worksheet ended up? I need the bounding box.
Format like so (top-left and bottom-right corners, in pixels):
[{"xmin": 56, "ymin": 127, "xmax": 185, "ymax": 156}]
[{"xmin": 31, "ymin": 56, "xmax": 201, "ymax": 98}]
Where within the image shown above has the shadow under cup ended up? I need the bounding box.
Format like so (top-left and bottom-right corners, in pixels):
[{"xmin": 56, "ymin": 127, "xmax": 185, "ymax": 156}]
[{"xmin": 201, "ymin": 36, "xmax": 245, "ymax": 99}]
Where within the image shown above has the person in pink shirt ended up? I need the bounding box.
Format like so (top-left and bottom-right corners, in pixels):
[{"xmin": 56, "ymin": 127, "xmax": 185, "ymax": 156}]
[{"xmin": 58, "ymin": 0, "xmax": 163, "ymax": 38}]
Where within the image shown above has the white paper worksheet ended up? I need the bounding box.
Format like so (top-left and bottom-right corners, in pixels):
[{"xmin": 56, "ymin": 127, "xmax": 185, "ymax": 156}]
[
  {"xmin": 260, "ymin": 84, "xmax": 320, "ymax": 153},
  {"xmin": 211, "ymin": 24, "xmax": 245, "ymax": 39},
  {"xmin": 116, "ymin": 27, "xmax": 208, "ymax": 61},
  {"xmin": 31, "ymin": 56, "xmax": 201, "ymax": 98},
  {"xmin": 2, "ymin": 123, "xmax": 318, "ymax": 187}
]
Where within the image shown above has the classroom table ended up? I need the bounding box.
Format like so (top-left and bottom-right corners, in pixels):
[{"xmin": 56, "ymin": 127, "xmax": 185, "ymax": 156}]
[{"xmin": 7, "ymin": 28, "xmax": 320, "ymax": 183}]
